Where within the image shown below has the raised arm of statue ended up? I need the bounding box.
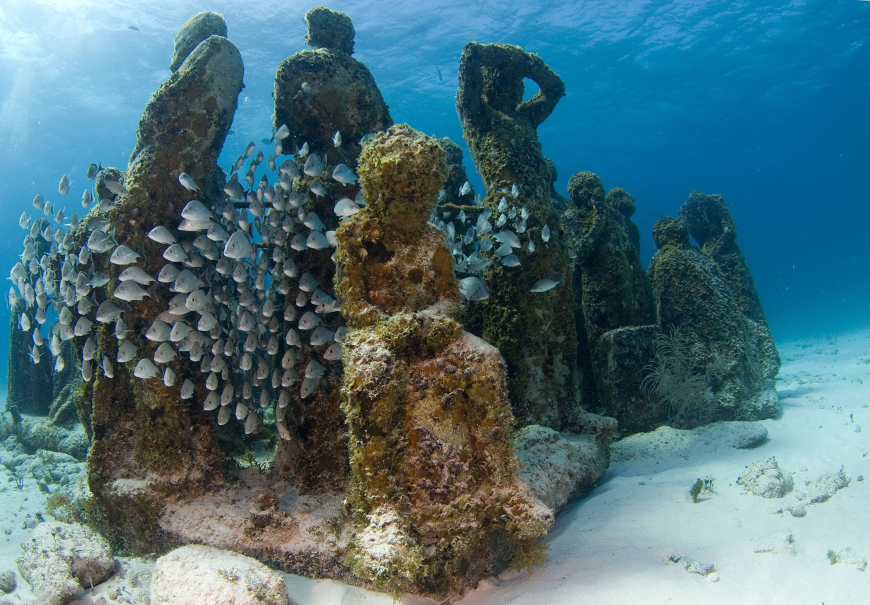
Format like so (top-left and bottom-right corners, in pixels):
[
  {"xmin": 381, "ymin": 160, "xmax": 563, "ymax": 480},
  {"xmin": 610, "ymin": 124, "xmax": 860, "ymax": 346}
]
[
  {"xmin": 515, "ymin": 51, "xmax": 565, "ymax": 128},
  {"xmin": 457, "ymin": 42, "xmax": 565, "ymax": 130}
]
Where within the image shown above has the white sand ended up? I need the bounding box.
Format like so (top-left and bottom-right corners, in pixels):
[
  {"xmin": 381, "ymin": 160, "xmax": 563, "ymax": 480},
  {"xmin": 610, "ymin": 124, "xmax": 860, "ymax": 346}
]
[
  {"xmin": 3, "ymin": 327, "xmax": 869, "ymax": 604},
  {"xmin": 280, "ymin": 328, "xmax": 870, "ymax": 605}
]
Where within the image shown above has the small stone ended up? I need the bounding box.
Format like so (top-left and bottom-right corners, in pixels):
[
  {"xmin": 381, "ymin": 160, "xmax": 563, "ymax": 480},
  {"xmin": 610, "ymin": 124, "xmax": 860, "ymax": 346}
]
[
  {"xmin": 0, "ymin": 569, "xmax": 15, "ymax": 593},
  {"xmin": 788, "ymin": 502, "xmax": 807, "ymax": 518},
  {"xmin": 737, "ymin": 457, "xmax": 794, "ymax": 498}
]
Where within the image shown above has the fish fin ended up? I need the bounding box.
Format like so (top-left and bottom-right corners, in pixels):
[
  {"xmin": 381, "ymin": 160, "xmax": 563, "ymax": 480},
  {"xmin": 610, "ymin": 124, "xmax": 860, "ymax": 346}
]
[{"xmin": 147, "ymin": 283, "xmax": 159, "ymax": 303}]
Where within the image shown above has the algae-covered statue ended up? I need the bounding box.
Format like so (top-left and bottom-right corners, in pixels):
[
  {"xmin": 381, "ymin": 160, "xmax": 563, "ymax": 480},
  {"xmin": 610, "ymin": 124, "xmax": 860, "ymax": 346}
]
[
  {"xmin": 335, "ymin": 124, "xmax": 551, "ymax": 597},
  {"xmin": 647, "ymin": 213, "xmax": 780, "ymax": 427},
  {"xmin": 562, "ymin": 171, "xmax": 661, "ymax": 434},
  {"xmin": 456, "ymin": 42, "xmax": 581, "ymax": 431},
  {"xmin": 269, "ymin": 6, "xmax": 393, "ymax": 492}
]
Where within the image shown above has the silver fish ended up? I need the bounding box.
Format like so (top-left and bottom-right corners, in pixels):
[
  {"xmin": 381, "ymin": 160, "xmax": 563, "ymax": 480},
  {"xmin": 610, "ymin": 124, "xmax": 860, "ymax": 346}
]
[
  {"xmin": 300, "ymin": 376, "xmax": 319, "ymax": 398},
  {"xmin": 334, "ymin": 198, "xmax": 360, "ymax": 217},
  {"xmin": 74, "ymin": 316, "xmax": 94, "ymax": 336},
  {"xmin": 148, "ymin": 226, "xmax": 176, "ymax": 245},
  {"xmin": 32, "ymin": 193, "xmax": 45, "ymax": 210},
  {"xmin": 180, "ymin": 379, "xmax": 195, "ymax": 399},
  {"xmin": 110, "ymin": 245, "xmax": 141, "ymax": 265},
  {"xmin": 82, "ymin": 190, "xmax": 93, "ymax": 209},
  {"xmin": 275, "ymin": 124, "xmax": 290, "ymax": 140},
  {"xmin": 203, "ymin": 391, "xmax": 220, "ymax": 411},
  {"xmin": 306, "ymin": 231, "xmax": 329, "ymax": 250},
  {"xmin": 303, "ymin": 153, "xmax": 323, "ymax": 177},
  {"xmin": 163, "ymin": 367, "xmax": 175, "ymax": 387},
  {"xmin": 104, "ymin": 179, "xmax": 129, "ymax": 196},
  {"xmin": 81, "ymin": 359, "xmax": 92, "ymax": 381},
  {"xmin": 82, "ymin": 337, "xmax": 98, "ymax": 361},
  {"xmin": 102, "ymin": 355, "xmax": 114, "ymax": 378},
  {"xmin": 310, "ymin": 180, "xmax": 328, "ymax": 197},
  {"xmin": 119, "ymin": 266, "xmax": 155, "ymax": 285},
  {"xmin": 96, "ymin": 300, "xmax": 124, "ymax": 323},
  {"xmin": 332, "ymin": 131, "xmax": 342, "ymax": 147},
  {"xmin": 145, "ymin": 320, "xmax": 172, "ymax": 342},
  {"xmin": 158, "ymin": 264, "xmax": 181, "ymax": 283},
  {"xmin": 494, "ymin": 229, "xmax": 521, "ymax": 249},
  {"xmin": 153, "ymin": 342, "xmax": 177, "ymax": 363},
  {"xmin": 181, "ymin": 200, "xmax": 212, "ymax": 222},
  {"xmin": 530, "ymin": 277, "xmax": 562, "ymax": 293},
  {"xmin": 113, "ymin": 281, "xmax": 157, "ymax": 302},
  {"xmin": 542, "ymin": 224, "xmax": 551, "ymax": 242},
  {"xmin": 173, "ymin": 269, "xmax": 203, "ymax": 293},
  {"xmin": 323, "ymin": 342, "xmax": 342, "ymax": 361},
  {"xmin": 459, "ymin": 277, "xmax": 489, "ymax": 301},
  {"xmin": 310, "ymin": 326, "xmax": 335, "ymax": 346},
  {"xmin": 19, "ymin": 212, "xmax": 30, "ymax": 229},
  {"xmin": 178, "ymin": 172, "xmax": 199, "ymax": 192},
  {"xmin": 331, "ymin": 164, "xmax": 358, "ymax": 185},
  {"xmin": 163, "ymin": 244, "xmax": 189, "ymax": 263},
  {"xmin": 501, "ymin": 253, "xmax": 521, "ymax": 267},
  {"xmin": 223, "ymin": 231, "xmax": 253, "ymax": 260},
  {"xmin": 459, "ymin": 181, "xmax": 472, "ymax": 196},
  {"xmin": 86, "ymin": 163, "xmax": 101, "ymax": 180},
  {"xmin": 217, "ymin": 405, "xmax": 232, "ymax": 425},
  {"xmin": 133, "ymin": 358, "xmax": 160, "ymax": 379}
]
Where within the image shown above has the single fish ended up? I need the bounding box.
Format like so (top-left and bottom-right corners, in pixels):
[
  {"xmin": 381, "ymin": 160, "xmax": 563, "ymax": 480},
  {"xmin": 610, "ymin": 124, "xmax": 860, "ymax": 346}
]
[
  {"xmin": 275, "ymin": 124, "xmax": 290, "ymax": 140},
  {"xmin": 459, "ymin": 181, "xmax": 471, "ymax": 196},
  {"xmin": 501, "ymin": 253, "xmax": 521, "ymax": 267},
  {"xmin": 298, "ymin": 310, "xmax": 322, "ymax": 330},
  {"xmin": 178, "ymin": 172, "xmax": 199, "ymax": 191},
  {"xmin": 117, "ymin": 339, "xmax": 138, "ymax": 362},
  {"xmin": 81, "ymin": 189, "xmax": 93, "ymax": 209},
  {"xmin": 58, "ymin": 174, "xmax": 70, "ymax": 195},
  {"xmin": 181, "ymin": 200, "xmax": 212, "ymax": 222},
  {"xmin": 306, "ymin": 231, "xmax": 330, "ymax": 250},
  {"xmin": 163, "ymin": 367, "xmax": 175, "ymax": 387},
  {"xmin": 162, "ymin": 244, "xmax": 189, "ymax": 263},
  {"xmin": 334, "ymin": 198, "xmax": 360, "ymax": 217},
  {"xmin": 310, "ymin": 326, "xmax": 335, "ymax": 346},
  {"xmin": 113, "ymin": 281, "xmax": 158, "ymax": 302},
  {"xmin": 436, "ymin": 65, "xmax": 443, "ymax": 81},
  {"xmin": 332, "ymin": 164, "xmax": 358, "ymax": 185},
  {"xmin": 110, "ymin": 245, "xmax": 141, "ymax": 265},
  {"xmin": 180, "ymin": 379, "xmax": 195, "ymax": 399},
  {"xmin": 102, "ymin": 355, "xmax": 114, "ymax": 378},
  {"xmin": 153, "ymin": 342, "xmax": 177, "ymax": 364},
  {"xmin": 82, "ymin": 337, "xmax": 98, "ymax": 361},
  {"xmin": 459, "ymin": 276, "xmax": 489, "ymax": 301},
  {"xmin": 128, "ymin": 25, "xmax": 140, "ymax": 32},
  {"xmin": 310, "ymin": 180, "xmax": 328, "ymax": 197},
  {"xmin": 158, "ymin": 264, "xmax": 181, "ymax": 283},
  {"xmin": 332, "ymin": 131, "xmax": 342, "ymax": 147},
  {"xmin": 530, "ymin": 276, "xmax": 563, "ymax": 293},
  {"xmin": 74, "ymin": 316, "xmax": 94, "ymax": 337},
  {"xmin": 86, "ymin": 162, "xmax": 102, "ymax": 180},
  {"xmin": 223, "ymin": 231, "xmax": 253, "ymax": 260},
  {"xmin": 115, "ymin": 318, "xmax": 129, "ymax": 340},
  {"xmin": 104, "ymin": 179, "xmax": 129, "ymax": 196},
  {"xmin": 542, "ymin": 224, "xmax": 551, "ymax": 242},
  {"xmin": 145, "ymin": 320, "xmax": 172, "ymax": 342},
  {"xmin": 493, "ymin": 229, "xmax": 521, "ymax": 249},
  {"xmin": 301, "ymin": 82, "xmax": 318, "ymax": 97},
  {"xmin": 134, "ymin": 358, "xmax": 160, "ymax": 379},
  {"xmin": 511, "ymin": 183, "xmax": 520, "ymax": 197},
  {"xmin": 96, "ymin": 300, "xmax": 125, "ymax": 323},
  {"xmin": 19, "ymin": 212, "xmax": 30, "ymax": 229},
  {"xmin": 303, "ymin": 153, "xmax": 323, "ymax": 177},
  {"xmin": 323, "ymin": 342, "xmax": 342, "ymax": 361},
  {"xmin": 119, "ymin": 266, "xmax": 155, "ymax": 285}
]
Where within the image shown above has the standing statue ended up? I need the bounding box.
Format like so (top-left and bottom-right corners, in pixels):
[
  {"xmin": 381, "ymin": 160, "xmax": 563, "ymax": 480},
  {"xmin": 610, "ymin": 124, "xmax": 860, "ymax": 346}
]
[{"xmin": 456, "ymin": 43, "xmax": 580, "ymax": 431}]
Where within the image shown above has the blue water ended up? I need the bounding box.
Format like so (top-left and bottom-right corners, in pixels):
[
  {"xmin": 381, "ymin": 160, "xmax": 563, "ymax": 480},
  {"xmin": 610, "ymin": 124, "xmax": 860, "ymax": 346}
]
[{"xmin": 0, "ymin": 0, "xmax": 868, "ymax": 395}]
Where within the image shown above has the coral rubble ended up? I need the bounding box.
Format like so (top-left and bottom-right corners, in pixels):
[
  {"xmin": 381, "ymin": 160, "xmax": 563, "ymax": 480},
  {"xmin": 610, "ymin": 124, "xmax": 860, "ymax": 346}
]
[
  {"xmin": 456, "ymin": 42, "xmax": 580, "ymax": 431},
  {"xmin": 335, "ymin": 124, "xmax": 552, "ymax": 596}
]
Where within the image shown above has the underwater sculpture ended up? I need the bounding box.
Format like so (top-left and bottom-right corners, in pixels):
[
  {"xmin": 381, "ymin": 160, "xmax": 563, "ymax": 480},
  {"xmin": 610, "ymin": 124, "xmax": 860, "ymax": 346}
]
[
  {"xmin": 335, "ymin": 124, "xmax": 552, "ymax": 596},
  {"xmin": 562, "ymin": 171, "xmax": 661, "ymax": 434},
  {"xmin": 456, "ymin": 42, "xmax": 581, "ymax": 431},
  {"xmin": 84, "ymin": 14, "xmax": 244, "ymax": 550},
  {"xmin": 268, "ymin": 6, "xmax": 393, "ymax": 490},
  {"xmin": 647, "ymin": 213, "xmax": 780, "ymax": 426}
]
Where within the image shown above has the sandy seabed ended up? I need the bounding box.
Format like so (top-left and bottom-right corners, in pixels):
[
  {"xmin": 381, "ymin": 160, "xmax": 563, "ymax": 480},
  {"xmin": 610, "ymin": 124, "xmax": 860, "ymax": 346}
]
[{"xmin": 2, "ymin": 326, "xmax": 869, "ymax": 605}]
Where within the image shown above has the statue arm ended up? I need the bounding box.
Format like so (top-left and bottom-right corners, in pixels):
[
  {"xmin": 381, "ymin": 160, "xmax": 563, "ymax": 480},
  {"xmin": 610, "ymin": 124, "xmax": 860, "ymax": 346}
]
[{"xmin": 516, "ymin": 52, "xmax": 565, "ymax": 128}]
